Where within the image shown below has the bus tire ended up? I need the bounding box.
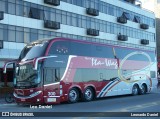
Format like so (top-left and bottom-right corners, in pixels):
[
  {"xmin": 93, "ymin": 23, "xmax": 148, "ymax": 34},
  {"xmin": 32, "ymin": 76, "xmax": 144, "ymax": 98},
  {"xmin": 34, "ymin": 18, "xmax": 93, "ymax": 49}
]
[
  {"xmin": 132, "ymin": 84, "xmax": 139, "ymax": 96},
  {"xmin": 68, "ymin": 88, "xmax": 79, "ymax": 103},
  {"xmin": 139, "ymin": 84, "xmax": 147, "ymax": 95},
  {"xmin": 83, "ymin": 87, "xmax": 94, "ymax": 102}
]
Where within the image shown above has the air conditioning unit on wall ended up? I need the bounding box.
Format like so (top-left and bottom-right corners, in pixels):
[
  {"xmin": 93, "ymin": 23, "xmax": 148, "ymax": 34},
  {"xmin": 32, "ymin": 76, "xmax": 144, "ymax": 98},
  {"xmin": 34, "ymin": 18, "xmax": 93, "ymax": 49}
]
[
  {"xmin": 117, "ymin": 17, "xmax": 127, "ymax": 24},
  {"xmin": 86, "ymin": 8, "xmax": 99, "ymax": 16},
  {"xmin": 44, "ymin": 0, "xmax": 60, "ymax": 6},
  {"xmin": 140, "ymin": 23, "xmax": 149, "ymax": 30},
  {"xmin": 141, "ymin": 39, "xmax": 149, "ymax": 45},
  {"xmin": 44, "ymin": 20, "xmax": 60, "ymax": 29},
  {"xmin": 118, "ymin": 35, "xmax": 128, "ymax": 41},
  {"xmin": 87, "ymin": 29, "xmax": 99, "ymax": 36}
]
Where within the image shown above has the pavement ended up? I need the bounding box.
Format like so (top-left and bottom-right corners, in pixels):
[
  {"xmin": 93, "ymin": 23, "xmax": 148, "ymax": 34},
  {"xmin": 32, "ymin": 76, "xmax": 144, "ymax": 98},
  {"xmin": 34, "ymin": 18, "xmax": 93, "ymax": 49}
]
[
  {"xmin": 0, "ymin": 94, "xmax": 16, "ymax": 106},
  {"xmin": 0, "ymin": 94, "xmax": 7, "ymax": 105}
]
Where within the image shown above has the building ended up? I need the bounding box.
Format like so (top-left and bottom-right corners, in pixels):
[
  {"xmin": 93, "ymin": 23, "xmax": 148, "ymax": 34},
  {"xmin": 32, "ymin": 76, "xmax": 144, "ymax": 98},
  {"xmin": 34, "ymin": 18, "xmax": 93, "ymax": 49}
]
[
  {"xmin": 0, "ymin": 0, "xmax": 156, "ymax": 87},
  {"xmin": 154, "ymin": 0, "xmax": 160, "ymax": 58},
  {"xmin": 141, "ymin": 0, "xmax": 160, "ymax": 56}
]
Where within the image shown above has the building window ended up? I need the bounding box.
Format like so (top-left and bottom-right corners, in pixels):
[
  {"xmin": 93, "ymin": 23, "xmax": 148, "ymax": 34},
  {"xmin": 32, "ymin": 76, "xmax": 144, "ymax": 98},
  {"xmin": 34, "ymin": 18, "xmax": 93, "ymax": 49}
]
[
  {"xmin": 16, "ymin": 27, "xmax": 24, "ymax": 43},
  {"xmin": 16, "ymin": 4, "xmax": 23, "ymax": 16},
  {"xmin": 62, "ymin": 11, "xmax": 67, "ymax": 24},
  {"xmin": 122, "ymin": 12, "xmax": 131, "ymax": 20},
  {"xmin": 0, "ymin": 1, "xmax": 6, "ymax": 12},
  {"xmin": 29, "ymin": 7, "xmax": 40, "ymax": 19},
  {"xmin": 56, "ymin": 10, "xmax": 61, "ymax": 23},
  {"xmin": 8, "ymin": 26, "xmax": 16, "ymax": 42},
  {"xmin": 134, "ymin": 16, "xmax": 141, "ymax": 23},
  {"xmin": 8, "ymin": 2, "xmax": 16, "ymax": 15}
]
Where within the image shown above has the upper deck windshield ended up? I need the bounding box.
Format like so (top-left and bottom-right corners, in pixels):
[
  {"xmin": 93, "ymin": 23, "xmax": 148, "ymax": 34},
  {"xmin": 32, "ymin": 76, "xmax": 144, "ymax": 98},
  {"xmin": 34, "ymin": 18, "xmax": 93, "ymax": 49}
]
[{"xmin": 19, "ymin": 40, "xmax": 49, "ymax": 61}]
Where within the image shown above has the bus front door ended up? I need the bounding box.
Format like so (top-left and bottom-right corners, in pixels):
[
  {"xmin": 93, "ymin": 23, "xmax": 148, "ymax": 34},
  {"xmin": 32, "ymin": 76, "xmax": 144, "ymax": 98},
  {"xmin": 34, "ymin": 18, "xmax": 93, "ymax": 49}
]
[{"xmin": 43, "ymin": 68, "xmax": 60, "ymax": 104}]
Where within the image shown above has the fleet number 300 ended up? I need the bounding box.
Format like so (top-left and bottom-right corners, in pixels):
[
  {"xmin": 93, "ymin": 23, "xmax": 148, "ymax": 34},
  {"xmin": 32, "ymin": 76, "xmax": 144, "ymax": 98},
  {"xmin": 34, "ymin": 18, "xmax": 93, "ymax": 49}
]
[{"xmin": 48, "ymin": 92, "xmax": 56, "ymax": 96}]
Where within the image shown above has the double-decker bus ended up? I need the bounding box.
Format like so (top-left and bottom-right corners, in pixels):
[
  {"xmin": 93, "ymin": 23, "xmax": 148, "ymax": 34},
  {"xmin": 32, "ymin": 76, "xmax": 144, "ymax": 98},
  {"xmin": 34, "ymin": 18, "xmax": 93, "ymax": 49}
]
[{"xmin": 4, "ymin": 37, "xmax": 158, "ymax": 104}]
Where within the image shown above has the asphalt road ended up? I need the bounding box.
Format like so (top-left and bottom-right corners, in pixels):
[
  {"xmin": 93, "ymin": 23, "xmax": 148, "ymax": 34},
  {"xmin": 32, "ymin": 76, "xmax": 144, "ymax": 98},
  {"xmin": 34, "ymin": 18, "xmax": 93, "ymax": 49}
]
[{"xmin": 0, "ymin": 89, "xmax": 160, "ymax": 119}]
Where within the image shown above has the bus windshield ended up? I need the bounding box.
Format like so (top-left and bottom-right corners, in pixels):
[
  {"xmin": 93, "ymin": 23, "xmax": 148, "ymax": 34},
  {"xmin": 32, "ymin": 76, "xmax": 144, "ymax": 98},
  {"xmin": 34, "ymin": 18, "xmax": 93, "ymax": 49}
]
[
  {"xmin": 15, "ymin": 64, "xmax": 41, "ymax": 88},
  {"xmin": 19, "ymin": 41, "xmax": 49, "ymax": 61}
]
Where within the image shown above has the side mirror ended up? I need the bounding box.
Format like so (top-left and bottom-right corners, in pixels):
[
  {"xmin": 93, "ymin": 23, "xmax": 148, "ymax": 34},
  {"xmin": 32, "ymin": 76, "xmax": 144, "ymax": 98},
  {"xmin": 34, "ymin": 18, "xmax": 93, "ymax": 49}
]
[
  {"xmin": 3, "ymin": 61, "xmax": 17, "ymax": 73},
  {"xmin": 33, "ymin": 55, "xmax": 57, "ymax": 70}
]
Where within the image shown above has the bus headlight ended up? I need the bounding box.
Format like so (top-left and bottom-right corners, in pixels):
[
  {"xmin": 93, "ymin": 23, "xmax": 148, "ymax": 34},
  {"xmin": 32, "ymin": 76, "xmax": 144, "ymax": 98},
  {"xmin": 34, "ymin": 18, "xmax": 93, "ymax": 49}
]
[
  {"xmin": 30, "ymin": 91, "xmax": 42, "ymax": 98},
  {"xmin": 60, "ymin": 90, "xmax": 63, "ymax": 96}
]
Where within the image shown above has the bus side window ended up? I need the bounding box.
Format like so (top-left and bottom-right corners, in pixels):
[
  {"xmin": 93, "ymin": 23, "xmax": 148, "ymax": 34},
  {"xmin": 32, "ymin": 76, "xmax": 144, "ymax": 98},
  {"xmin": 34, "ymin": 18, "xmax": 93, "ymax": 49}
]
[
  {"xmin": 44, "ymin": 68, "xmax": 60, "ymax": 85},
  {"xmin": 71, "ymin": 42, "xmax": 91, "ymax": 56},
  {"xmin": 48, "ymin": 41, "xmax": 70, "ymax": 55},
  {"xmin": 44, "ymin": 68, "xmax": 52, "ymax": 84},
  {"xmin": 55, "ymin": 68, "xmax": 60, "ymax": 82}
]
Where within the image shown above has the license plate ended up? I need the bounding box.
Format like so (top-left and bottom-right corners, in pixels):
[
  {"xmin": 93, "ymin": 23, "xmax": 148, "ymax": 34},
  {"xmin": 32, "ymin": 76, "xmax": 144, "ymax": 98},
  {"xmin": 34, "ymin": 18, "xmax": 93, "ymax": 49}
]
[
  {"xmin": 47, "ymin": 98, "xmax": 56, "ymax": 102},
  {"xmin": 21, "ymin": 98, "xmax": 25, "ymax": 101}
]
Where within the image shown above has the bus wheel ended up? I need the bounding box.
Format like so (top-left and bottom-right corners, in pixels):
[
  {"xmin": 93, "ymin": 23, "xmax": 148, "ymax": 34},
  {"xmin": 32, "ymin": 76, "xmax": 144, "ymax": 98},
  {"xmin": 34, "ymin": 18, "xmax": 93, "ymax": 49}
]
[
  {"xmin": 139, "ymin": 84, "xmax": 147, "ymax": 95},
  {"xmin": 83, "ymin": 87, "xmax": 94, "ymax": 101},
  {"xmin": 132, "ymin": 84, "xmax": 139, "ymax": 96},
  {"xmin": 68, "ymin": 88, "xmax": 79, "ymax": 103}
]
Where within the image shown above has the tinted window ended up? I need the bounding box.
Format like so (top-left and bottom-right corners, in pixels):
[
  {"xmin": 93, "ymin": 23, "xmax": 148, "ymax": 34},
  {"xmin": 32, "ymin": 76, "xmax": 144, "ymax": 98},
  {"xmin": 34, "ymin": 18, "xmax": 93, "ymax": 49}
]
[
  {"xmin": 134, "ymin": 16, "xmax": 141, "ymax": 23},
  {"xmin": 92, "ymin": 45, "xmax": 114, "ymax": 58},
  {"xmin": 29, "ymin": 7, "xmax": 40, "ymax": 19},
  {"xmin": 44, "ymin": 68, "xmax": 60, "ymax": 85},
  {"xmin": 43, "ymin": 55, "xmax": 68, "ymax": 68},
  {"xmin": 49, "ymin": 41, "xmax": 69, "ymax": 55},
  {"xmin": 20, "ymin": 41, "xmax": 49, "ymax": 61},
  {"xmin": 49, "ymin": 41, "xmax": 114, "ymax": 58},
  {"xmin": 115, "ymin": 47, "xmax": 155, "ymax": 61},
  {"xmin": 71, "ymin": 42, "xmax": 91, "ymax": 56},
  {"xmin": 122, "ymin": 12, "xmax": 130, "ymax": 20},
  {"xmin": 71, "ymin": 41, "xmax": 114, "ymax": 58}
]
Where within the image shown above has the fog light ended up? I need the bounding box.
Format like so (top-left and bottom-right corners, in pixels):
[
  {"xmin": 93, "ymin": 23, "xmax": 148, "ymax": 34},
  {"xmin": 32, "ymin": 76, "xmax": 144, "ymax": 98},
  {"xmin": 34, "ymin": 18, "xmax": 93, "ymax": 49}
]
[
  {"xmin": 37, "ymin": 99, "xmax": 40, "ymax": 102},
  {"xmin": 62, "ymin": 96, "xmax": 64, "ymax": 100}
]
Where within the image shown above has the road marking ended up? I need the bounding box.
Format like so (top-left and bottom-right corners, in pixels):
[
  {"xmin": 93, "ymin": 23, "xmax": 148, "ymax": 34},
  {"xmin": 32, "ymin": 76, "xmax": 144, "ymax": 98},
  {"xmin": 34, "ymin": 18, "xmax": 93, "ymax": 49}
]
[
  {"xmin": 110, "ymin": 101, "xmax": 160, "ymax": 112},
  {"xmin": 0, "ymin": 103, "xmax": 16, "ymax": 107}
]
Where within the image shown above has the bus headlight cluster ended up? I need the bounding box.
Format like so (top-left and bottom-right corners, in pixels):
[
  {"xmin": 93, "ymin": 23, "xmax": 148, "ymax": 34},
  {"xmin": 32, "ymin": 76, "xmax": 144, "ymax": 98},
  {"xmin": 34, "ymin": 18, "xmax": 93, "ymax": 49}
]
[{"xmin": 30, "ymin": 91, "xmax": 42, "ymax": 98}]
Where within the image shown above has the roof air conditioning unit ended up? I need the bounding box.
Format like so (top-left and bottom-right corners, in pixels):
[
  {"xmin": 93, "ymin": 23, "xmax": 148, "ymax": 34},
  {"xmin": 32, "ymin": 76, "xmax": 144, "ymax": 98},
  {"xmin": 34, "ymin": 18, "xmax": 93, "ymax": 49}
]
[
  {"xmin": 141, "ymin": 39, "xmax": 149, "ymax": 45},
  {"xmin": 86, "ymin": 8, "xmax": 99, "ymax": 16},
  {"xmin": 87, "ymin": 28, "xmax": 99, "ymax": 36},
  {"xmin": 118, "ymin": 35, "xmax": 128, "ymax": 41},
  {"xmin": 44, "ymin": 20, "xmax": 60, "ymax": 29},
  {"xmin": 44, "ymin": 0, "xmax": 60, "ymax": 6}
]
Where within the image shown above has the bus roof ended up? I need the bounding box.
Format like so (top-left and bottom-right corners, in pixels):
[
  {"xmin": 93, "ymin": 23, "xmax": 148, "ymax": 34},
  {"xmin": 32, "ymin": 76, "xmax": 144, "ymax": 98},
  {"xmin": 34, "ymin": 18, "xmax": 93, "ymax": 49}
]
[{"xmin": 29, "ymin": 37, "xmax": 155, "ymax": 53}]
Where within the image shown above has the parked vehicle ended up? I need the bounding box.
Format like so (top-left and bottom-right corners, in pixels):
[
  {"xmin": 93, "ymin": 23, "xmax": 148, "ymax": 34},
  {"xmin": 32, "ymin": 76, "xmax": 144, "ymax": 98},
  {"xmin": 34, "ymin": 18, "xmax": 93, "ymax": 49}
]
[{"xmin": 3, "ymin": 38, "xmax": 158, "ymax": 104}]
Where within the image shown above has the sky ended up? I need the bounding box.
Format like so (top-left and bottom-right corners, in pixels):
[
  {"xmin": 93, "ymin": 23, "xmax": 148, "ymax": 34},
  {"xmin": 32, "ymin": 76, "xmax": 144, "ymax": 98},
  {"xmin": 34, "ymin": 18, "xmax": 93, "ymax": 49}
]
[{"xmin": 140, "ymin": 0, "xmax": 155, "ymax": 12}]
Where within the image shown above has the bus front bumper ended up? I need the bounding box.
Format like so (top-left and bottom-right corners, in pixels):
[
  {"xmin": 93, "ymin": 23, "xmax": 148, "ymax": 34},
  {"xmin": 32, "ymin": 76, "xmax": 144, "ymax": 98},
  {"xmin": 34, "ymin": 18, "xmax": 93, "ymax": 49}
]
[
  {"xmin": 13, "ymin": 91, "xmax": 61, "ymax": 104},
  {"xmin": 13, "ymin": 91, "xmax": 44, "ymax": 104}
]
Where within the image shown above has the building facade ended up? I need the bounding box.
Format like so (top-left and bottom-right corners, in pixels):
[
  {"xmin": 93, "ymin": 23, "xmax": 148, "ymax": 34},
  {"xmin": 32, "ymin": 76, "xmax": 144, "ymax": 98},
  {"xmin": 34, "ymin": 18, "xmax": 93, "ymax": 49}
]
[
  {"xmin": 0, "ymin": 0, "xmax": 156, "ymax": 86},
  {"xmin": 141, "ymin": 0, "xmax": 160, "ymax": 57},
  {"xmin": 154, "ymin": 0, "xmax": 160, "ymax": 58}
]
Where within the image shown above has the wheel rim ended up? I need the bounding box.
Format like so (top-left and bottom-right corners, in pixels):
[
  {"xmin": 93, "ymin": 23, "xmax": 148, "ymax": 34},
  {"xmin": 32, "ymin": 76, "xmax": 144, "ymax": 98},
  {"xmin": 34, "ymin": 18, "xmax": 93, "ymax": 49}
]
[
  {"xmin": 5, "ymin": 97, "xmax": 14, "ymax": 103},
  {"xmin": 141, "ymin": 85, "xmax": 145, "ymax": 94},
  {"xmin": 133, "ymin": 86, "xmax": 138, "ymax": 95},
  {"xmin": 69, "ymin": 90, "xmax": 77, "ymax": 102},
  {"xmin": 85, "ymin": 89, "xmax": 93, "ymax": 100}
]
